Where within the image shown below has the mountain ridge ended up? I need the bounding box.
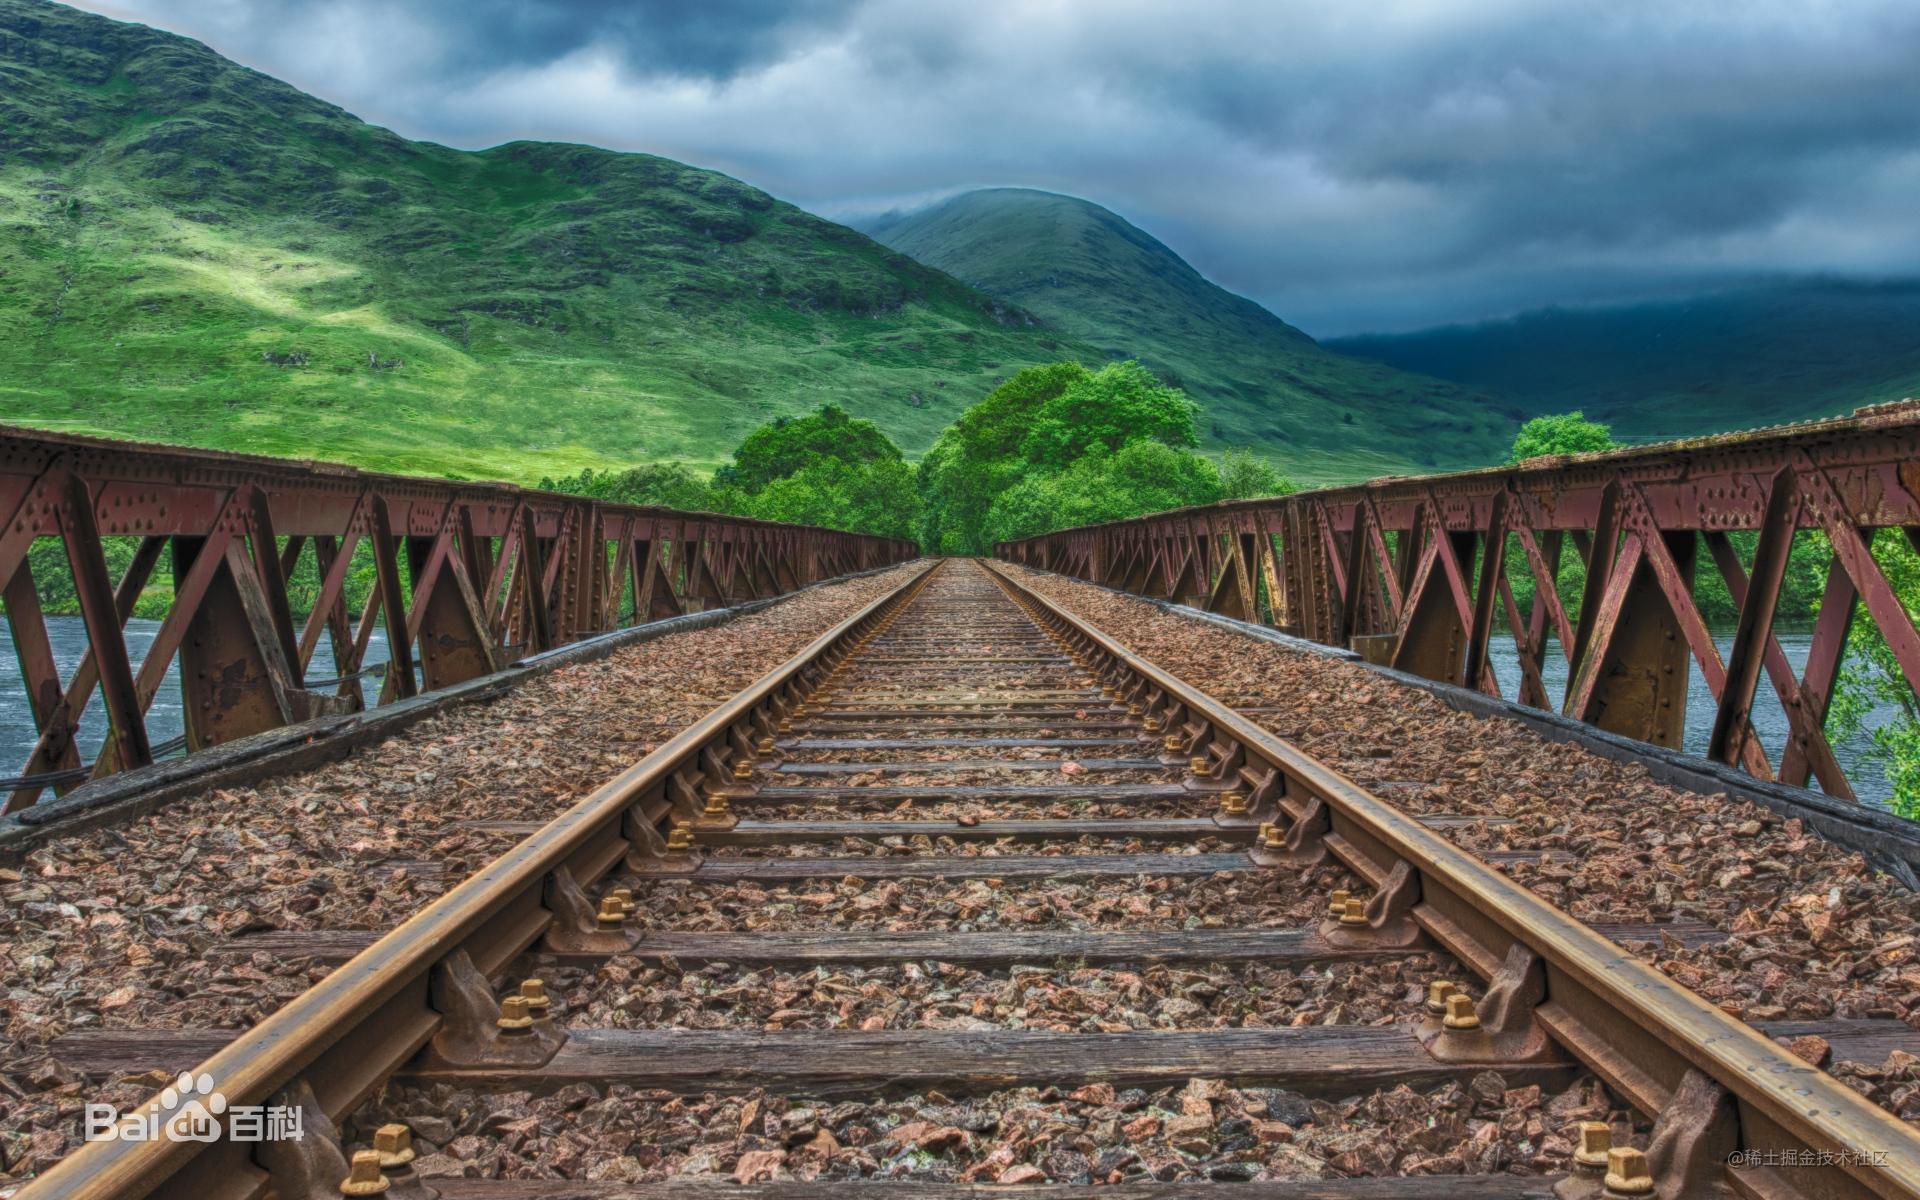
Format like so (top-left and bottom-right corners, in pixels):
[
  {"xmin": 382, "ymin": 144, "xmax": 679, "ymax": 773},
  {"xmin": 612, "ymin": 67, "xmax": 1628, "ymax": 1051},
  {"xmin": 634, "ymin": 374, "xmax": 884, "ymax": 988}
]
[
  {"xmin": 0, "ymin": 0, "xmax": 1093, "ymax": 481},
  {"xmin": 857, "ymin": 187, "xmax": 1519, "ymax": 483}
]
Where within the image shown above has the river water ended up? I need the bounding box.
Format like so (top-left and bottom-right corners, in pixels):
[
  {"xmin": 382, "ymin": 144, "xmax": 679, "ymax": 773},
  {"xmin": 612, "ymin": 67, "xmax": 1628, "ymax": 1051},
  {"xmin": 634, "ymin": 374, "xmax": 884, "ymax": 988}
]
[
  {"xmin": 0, "ymin": 616, "xmax": 1897, "ymax": 807},
  {"xmin": 0, "ymin": 616, "xmax": 391, "ymax": 781}
]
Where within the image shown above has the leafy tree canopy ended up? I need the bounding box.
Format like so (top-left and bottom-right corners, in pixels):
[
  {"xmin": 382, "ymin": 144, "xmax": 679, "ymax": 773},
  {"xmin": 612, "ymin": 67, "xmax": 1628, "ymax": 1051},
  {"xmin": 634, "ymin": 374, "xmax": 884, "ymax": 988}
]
[
  {"xmin": 1019, "ymin": 360, "xmax": 1199, "ymax": 469},
  {"xmin": 720, "ymin": 403, "xmax": 903, "ymax": 493},
  {"xmin": 1506, "ymin": 411, "xmax": 1618, "ymax": 464}
]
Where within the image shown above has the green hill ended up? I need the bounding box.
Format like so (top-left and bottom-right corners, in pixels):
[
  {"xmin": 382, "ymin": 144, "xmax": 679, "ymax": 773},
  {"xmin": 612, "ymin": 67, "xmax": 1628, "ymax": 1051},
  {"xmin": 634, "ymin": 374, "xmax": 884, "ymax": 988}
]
[
  {"xmin": 1328, "ymin": 281, "xmax": 1920, "ymax": 440},
  {"xmin": 0, "ymin": 0, "xmax": 1097, "ymax": 481},
  {"xmin": 858, "ymin": 188, "xmax": 1518, "ymax": 484}
]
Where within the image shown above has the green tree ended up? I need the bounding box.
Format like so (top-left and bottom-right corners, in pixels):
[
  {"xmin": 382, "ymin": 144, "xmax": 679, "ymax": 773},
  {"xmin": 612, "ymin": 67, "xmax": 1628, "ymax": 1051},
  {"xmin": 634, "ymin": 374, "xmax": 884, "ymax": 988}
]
[
  {"xmin": 984, "ymin": 440, "xmax": 1225, "ymax": 544},
  {"xmin": 1827, "ymin": 530, "xmax": 1920, "ymax": 816},
  {"xmin": 540, "ymin": 462, "xmax": 728, "ymax": 512},
  {"xmin": 1506, "ymin": 411, "xmax": 1617, "ymax": 463},
  {"xmin": 1019, "ymin": 361, "xmax": 1199, "ymax": 469},
  {"xmin": 720, "ymin": 404, "xmax": 903, "ymax": 493},
  {"xmin": 918, "ymin": 363, "xmax": 1090, "ymax": 554},
  {"xmin": 1218, "ymin": 449, "xmax": 1297, "ymax": 500}
]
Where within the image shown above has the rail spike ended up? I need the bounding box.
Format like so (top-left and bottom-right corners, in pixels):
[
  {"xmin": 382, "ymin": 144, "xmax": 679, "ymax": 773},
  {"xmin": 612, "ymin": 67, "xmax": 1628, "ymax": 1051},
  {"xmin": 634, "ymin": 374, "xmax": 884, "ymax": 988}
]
[
  {"xmin": 418, "ymin": 948, "xmax": 566, "ymax": 1069},
  {"xmin": 1421, "ymin": 942, "xmax": 1559, "ymax": 1065},
  {"xmin": 541, "ymin": 865, "xmax": 641, "ymax": 954},
  {"xmin": 624, "ymin": 801, "xmax": 699, "ymax": 874},
  {"xmin": 1321, "ymin": 859, "xmax": 1426, "ymax": 949},
  {"xmin": 255, "ymin": 1078, "xmax": 354, "ymax": 1200}
]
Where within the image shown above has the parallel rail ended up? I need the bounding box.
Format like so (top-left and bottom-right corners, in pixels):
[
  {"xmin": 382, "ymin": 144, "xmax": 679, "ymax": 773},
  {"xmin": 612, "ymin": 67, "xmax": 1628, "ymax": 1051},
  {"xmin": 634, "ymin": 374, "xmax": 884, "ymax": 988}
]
[
  {"xmin": 21, "ymin": 561, "xmax": 938, "ymax": 1200},
  {"xmin": 0, "ymin": 426, "xmax": 914, "ymax": 812},
  {"xmin": 23, "ymin": 556, "xmax": 1920, "ymax": 1200},
  {"xmin": 996, "ymin": 402, "xmax": 1920, "ymax": 803},
  {"xmin": 985, "ymin": 559, "xmax": 1920, "ymax": 1200}
]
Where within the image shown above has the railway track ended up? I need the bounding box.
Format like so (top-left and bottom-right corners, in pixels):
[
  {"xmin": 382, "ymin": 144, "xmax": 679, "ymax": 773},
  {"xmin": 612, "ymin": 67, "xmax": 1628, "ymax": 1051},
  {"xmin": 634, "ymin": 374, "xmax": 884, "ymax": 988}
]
[{"xmin": 21, "ymin": 558, "xmax": 1920, "ymax": 1200}]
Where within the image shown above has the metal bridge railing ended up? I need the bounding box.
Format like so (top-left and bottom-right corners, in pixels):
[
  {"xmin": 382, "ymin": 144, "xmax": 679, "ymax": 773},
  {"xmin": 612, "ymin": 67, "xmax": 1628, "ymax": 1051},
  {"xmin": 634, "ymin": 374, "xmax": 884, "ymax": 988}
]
[
  {"xmin": 997, "ymin": 400, "xmax": 1920, "ymax": 806},
  {"xmin": 0, "ymin": 426, "xmax": 915, "ymax": 813}
]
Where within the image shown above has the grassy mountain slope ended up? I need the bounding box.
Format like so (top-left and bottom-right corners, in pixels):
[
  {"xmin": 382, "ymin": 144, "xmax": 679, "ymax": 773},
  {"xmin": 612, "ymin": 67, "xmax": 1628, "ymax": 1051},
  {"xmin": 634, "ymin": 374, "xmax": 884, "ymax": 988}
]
[
  {"xmin": 859, "ymin": 188, "xmax": 1517, "ymax": 484},
  {"xmin": 1329, "ymin": 282, "xmax": 1920, "ymax": 440},
  {"xmin": 0, "ymin": 0, "xmax": 1090, "ymax": 481}
]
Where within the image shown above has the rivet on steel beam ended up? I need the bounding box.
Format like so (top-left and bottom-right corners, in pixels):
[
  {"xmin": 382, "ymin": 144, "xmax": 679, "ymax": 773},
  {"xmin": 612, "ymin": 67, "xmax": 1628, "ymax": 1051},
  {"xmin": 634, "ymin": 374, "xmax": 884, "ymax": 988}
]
[
  {"xmin": 341, "ymin": 1149, "xmax": 391, "ymax": 1196},
  {"xmin": 1441, "ymin": 993, "xmax": 1480, "ymax": 1029},
  {"xmin": 1338, "ymin": 897, "xmax": 1369, "ymax": 927},
  {"xmin": 373, "ymin": 1124, "xmax": 416, "ymax": 1171},
  {"xmin": 1601, "ymin": 1147, "xmax": 1653, "ymax": 1197},
  {"xmin": 1426, "ymin": 980, "xmax": 1457, "ymax": 1016},
  {"xmin": 1326, "ymin": 889, "xmax": 1350, "ymax": 919}
]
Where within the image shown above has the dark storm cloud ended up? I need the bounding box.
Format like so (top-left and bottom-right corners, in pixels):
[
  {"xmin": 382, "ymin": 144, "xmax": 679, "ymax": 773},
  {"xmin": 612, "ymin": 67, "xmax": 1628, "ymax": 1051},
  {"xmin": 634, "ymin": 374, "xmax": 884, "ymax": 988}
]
[{"xmin": 67, "ymin": 0, "xmax": 1920, "ymax": 333}]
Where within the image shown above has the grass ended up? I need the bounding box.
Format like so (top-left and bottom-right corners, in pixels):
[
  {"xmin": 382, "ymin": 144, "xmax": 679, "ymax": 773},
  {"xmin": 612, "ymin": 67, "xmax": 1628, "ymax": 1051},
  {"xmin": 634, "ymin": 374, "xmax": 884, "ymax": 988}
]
[
  {"xmin": 0, "ymin": 0, "xmax": 1100, "ymax": 482},
  {"xmin": 858, "ymin": 188, "xmax": 1522, "ymax": 485}
]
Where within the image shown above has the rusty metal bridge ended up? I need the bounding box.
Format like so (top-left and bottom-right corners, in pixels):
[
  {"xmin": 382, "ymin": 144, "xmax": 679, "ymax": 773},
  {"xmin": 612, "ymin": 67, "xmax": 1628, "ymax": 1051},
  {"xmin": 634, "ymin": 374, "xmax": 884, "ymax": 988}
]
[
  {"xmin": 997, "ymin": 401, "xmax": 1920, "ymax": 806},
  {"xmin": 0, "ymin": 426, "xmax": 914, "ymax": 816}
]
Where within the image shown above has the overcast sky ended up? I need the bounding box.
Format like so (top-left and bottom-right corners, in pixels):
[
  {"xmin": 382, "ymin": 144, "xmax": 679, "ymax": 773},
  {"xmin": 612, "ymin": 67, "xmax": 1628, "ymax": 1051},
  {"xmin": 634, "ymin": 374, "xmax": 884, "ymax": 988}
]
[{"xmin": 70, "ymin": 0, "xmax": 1920, "ymax": 335}]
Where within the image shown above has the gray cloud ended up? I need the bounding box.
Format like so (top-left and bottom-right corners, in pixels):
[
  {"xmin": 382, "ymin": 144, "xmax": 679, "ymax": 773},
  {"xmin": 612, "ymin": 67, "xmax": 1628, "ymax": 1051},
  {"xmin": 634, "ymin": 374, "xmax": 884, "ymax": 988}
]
[{"xmin": 68, "ymin": 0, "xmax": 1920, "ymax": 334}]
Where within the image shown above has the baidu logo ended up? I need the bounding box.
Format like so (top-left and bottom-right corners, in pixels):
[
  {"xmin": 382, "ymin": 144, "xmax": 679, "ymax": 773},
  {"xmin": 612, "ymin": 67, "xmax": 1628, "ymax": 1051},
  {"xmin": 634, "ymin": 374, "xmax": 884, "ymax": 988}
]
[{"xmin": 85, "ymin": 1073, "xmax": 303, "ymax": 1144}]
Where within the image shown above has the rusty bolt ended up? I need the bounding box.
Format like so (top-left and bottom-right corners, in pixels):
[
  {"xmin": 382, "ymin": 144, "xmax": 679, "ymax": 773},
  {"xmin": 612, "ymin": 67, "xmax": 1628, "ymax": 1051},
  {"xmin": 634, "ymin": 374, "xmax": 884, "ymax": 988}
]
[
  {"xmin": 1442, "ymin": 993, "xmax": 1481, "ymax": 1030},
  {"xmin": 1218, "ymin": 791, "xmax": 1248, "ymax": 815},
  {"xmin": 1338, "ymin": 897, "xmax": 1369, "ymax": 927},
  {"xmin": 1426, "ymin": 980, "xmax": 1457, "ymax": 1016},
  {"xmin": 1602, "ymin": 1146, "xmax": 1654, "ymax": 1196},
  {"xmin": 1326, "ymin": 889, "xmax": 1350, "ymax": 919},
  {"xmin": 665, "ymin": 824, "xmax": 695, "ymax": 853},
  {"xmin": 340, "ymin": 1148, "xmax": 391, "ymax": 1196},
  {"xmin": 1256, "ymin": 822, "xmax": 1284, "ymax": 849},
  {"xmin": 1573, "ymin": 1122, "xmax": 1611, "ymax": 1172},
  {"xmin": 373, "ymin": 1124, "xmax": 416, "ymax": 1170},
  {"xmin": 519, "ymin": 979, "xmax": 551, "ymax": 1018},
  {"xmin": 1189, "ymin": 755, "xmax": 1212, "ymax": 778}
]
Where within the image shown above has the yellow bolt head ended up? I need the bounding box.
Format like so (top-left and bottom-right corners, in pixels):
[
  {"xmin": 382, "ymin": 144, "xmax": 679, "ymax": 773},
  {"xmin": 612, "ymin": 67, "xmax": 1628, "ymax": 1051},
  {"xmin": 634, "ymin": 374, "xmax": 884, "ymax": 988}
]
[
  {"xmin": 1338, "ymin": 897, "xmax": 1369, "ymax": 927},
  {"xmin": 1426, "ymin": 979, "xmax": 1456, "ymax": 1015},
  {"xmin": 1256, "ymin": 822, "xmax": 1284, "ymax": 848},
  {"xmin": 1219, "ymin": 791, "xmax": 1248, "ymax": 814},
  {"xmin": 373, "ymin": 1124, "xmax": 416, "ymax": 1169},
  {"xmin": 496, "ymin": 994, "xmax": 534, "ymax": 1031},
  {"xmin": 341, "ymin": 1148, "xmax": 391, "ymax": 1196},
  {"xmin": 1603, "ymin": 1146, "xmax": 1653, "ymax": 1195},
  {"xmin": 1326, "ymin": 889, "xmax": 1350, "ymax": 919},
  {"xmin": 1442, "ymin": 992, "xmax": 1480, "ymax": 1030},
  {"xmin": 519, "ymin": 978, "xmax": 550, "ymax": 1011},
  {"xmin": 1574, "ymin": 1121, "xmax": 1611, "ymax": 1169},
  {"xmin": 1189, "ymin": 756, "xmax": 1212, "ymax": 778}
]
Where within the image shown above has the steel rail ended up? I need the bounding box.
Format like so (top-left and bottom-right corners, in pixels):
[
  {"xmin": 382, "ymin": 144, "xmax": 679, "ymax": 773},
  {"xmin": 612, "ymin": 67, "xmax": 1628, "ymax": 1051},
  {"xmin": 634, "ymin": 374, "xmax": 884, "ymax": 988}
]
[
  {"xmin": 22, "ymin": 560, "xmax": 940, "ymax": 1200},
  {"xmin": 980, "ymin": 559, "xmax": 1920, "ymax": 1200}
]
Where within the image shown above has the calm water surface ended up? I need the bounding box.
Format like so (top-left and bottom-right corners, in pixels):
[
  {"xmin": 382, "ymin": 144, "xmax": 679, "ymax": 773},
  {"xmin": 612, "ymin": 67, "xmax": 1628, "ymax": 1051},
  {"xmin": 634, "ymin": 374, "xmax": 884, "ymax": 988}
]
[{"xmin": 0, "ymin": 616, "xmax": 390, "ymax": 778}]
